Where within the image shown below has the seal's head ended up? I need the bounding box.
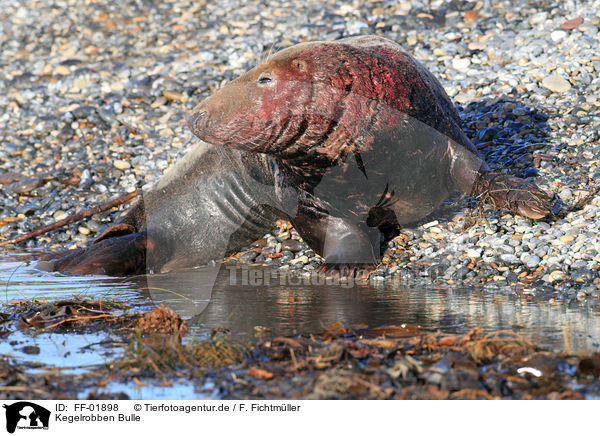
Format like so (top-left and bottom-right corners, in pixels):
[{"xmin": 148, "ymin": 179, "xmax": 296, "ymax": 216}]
[{"xmin": 189, "ymin": 38, "xmax": 413, "ymax": 167}]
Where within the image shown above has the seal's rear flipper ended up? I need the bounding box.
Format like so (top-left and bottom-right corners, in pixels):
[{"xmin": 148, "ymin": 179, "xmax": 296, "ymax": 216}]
[
  {"xmin": 38, "ymin": 232, "xmax": 148, "ymax": 276},
  {"xmin": 93, "ymin": 223, "xmax": 137, "ymax": 243},
  {"xmin": 472, "ymin": 171, "xmax": 553, "ymax": 219}
]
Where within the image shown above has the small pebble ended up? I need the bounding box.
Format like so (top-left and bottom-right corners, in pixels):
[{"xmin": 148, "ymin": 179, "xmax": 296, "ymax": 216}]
[
  {"xmin": 542, "ymin": 75, "xmax": 572, "ymax": 93},
  {"xmin": 114, "ymin": 160, "xmax": 131, "ymax": 170},
  {"xmin": 452, "ymin": 58, "xmax": 471, "ymax": 71},
  {"xmin": 10, "ymin": 178, "xmax": 42, "ymax": 195}
]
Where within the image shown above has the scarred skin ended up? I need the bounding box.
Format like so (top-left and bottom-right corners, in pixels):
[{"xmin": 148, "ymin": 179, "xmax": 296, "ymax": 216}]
[{"xmin": 41, "ymin": 35, "xmax": 552, "ymax": 276}]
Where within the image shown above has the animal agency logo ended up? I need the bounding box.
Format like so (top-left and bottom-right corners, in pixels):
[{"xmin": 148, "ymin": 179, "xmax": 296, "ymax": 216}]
[{"xmin": 2, "ymin": 402, "xmax": 50, "ymax": 434}]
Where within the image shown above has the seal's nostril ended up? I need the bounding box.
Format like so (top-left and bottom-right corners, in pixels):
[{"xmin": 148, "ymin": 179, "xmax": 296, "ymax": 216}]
[{"xmin": 190, "ymin": 111, "xmax": 208, "ymax": 132}]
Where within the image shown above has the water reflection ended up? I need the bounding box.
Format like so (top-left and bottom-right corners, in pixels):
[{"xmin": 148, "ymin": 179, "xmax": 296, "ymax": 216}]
[
  {"xmin": 0, "ymin": 250, "xmax": 146, "ymax": 304},
  {"xmin": 139, "ymin": 264, "xmax": 600, "ymax": 352},
  {"xmin": 1, "ymin": 250, "xmax": 600, "ymax": 354}
]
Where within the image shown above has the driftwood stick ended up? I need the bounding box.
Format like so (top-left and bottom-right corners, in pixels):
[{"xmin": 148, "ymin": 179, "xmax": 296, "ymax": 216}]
[{"xmin": 0, "ymin": 189, "xmax": 141, "ymax": 247}]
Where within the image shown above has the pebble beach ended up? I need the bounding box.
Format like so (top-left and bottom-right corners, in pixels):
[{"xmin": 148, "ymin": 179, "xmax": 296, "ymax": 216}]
[{"xmin": 1, "ymin": 0, "xmax": 600, "ymax": 299}]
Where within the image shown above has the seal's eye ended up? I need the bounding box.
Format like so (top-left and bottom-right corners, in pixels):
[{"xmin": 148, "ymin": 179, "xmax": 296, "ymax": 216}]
[
  {"xmin": 257, "ymin": 74, "xmax": 273, "ymax": 85},
  {"xmin": 294, "ymin": 60, "xmax": 307, "ymax": 72}
]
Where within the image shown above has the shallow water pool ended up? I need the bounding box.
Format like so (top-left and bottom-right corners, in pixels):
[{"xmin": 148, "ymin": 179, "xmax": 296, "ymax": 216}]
[{"xmin": 1, "ymin": 249, "xmax": 600, "ymax": 398}]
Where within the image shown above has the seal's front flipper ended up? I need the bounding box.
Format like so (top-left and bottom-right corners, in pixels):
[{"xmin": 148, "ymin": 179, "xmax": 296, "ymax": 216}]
[
  {"xmin": 321, "ymin": 220, "xmax": 380, "ymax": 265},
  {"xmin": 291, "ymin": 211, "xmax": 380, "ymax": 276},
  {"xmin": 472, "ymin": 171, "xmax": 553, "ymax": 219},
  {"xmin": 316, "ymin": 229, "xmax": 379, "ymax": 278},
  {"xmin": 38, "ymin": 232, "xmax": 149, "ymax": 276}
]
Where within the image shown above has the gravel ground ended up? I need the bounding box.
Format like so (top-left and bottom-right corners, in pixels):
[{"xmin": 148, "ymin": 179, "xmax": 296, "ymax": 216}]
[{"xmin": 1, "ymin": 0, "xmax": 599, "ymax": 298}]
